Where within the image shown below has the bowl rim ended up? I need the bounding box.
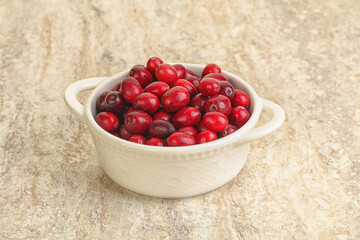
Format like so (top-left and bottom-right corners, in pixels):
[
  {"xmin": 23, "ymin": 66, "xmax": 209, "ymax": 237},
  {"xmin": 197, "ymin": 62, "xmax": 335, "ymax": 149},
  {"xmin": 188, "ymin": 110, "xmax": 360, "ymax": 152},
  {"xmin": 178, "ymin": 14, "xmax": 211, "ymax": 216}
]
[{"xmin": 84, "ymin": 63, "xmax": 263, "ymax": 154}]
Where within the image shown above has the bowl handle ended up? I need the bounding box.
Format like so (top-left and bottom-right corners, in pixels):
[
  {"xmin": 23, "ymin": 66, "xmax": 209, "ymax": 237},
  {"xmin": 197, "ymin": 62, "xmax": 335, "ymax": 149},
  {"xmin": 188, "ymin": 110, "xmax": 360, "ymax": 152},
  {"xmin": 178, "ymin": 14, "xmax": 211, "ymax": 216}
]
[
  {"xmin": 64, "ymin": 77, "xmax": 108, "ymax": 122},
  {"xmin": 238, "ymin": 98, "xmax": 285, "ymax": 144}
]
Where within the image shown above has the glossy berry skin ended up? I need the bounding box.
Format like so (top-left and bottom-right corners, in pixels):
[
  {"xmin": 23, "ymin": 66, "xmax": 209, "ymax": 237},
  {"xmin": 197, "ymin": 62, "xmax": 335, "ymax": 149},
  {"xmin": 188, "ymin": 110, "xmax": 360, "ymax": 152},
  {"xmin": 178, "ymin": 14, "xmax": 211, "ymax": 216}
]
[
  {"xmin": 172, "ymin": 64, "xmax": 186, "ymax": 79},
  {"xmin": 232, "ymin": 89, "xmax": 250, "ymax": 108},
  {"xmin": 196, "ymin": 120, "xmax": 208, "ymax": 132},
  {"xmin": 205, "ymin": 94, "xmax": 232, "ymax": 117},
  {"xmin": 229, "ymin": 106, "xmax": 250, "ymax": 128},
  {"xmin": 104, "ymin": 91, "xmax": 126, "ymax": 116},
  {"xmin": 148, "ymin": 119, "xmax": 176, "ymax": 138},
  {"xmin": 129, "ymin": 135, "xmax": 147, "ymax": 144},
  {"xmin": 172, "ymin": 107, "xmax": 202, "ymax": 128},
  {"xmin": 146, "ymin": 137, "xmax": 165, "ymax": 146},
  {"xmin": 178, "ymin": 126, "xmax": 198, "ymax": 137},
  {"xmin": 220, "ymin": 124, "xmax": 238, "ymax": 137},
  {"xmin": 96, "ymin": 112, "xmax": 120, "ymax": 132},
  {"xmin": 219, "ymin": 81, "xmax": 235, "ymax": 100},
  {"xmin": 120, "ymin": 77, "xmax": 143, "ymax": 103},
  {"xmin": 155, "ymin": 64, "xmax": 178, "ymax": 84},
  {"xmin": 128, "ymin": 65, "xmax": 153, "ymax": 88},
  {"xmin": 132, "ymin": 93, "xmax": 160, "ymax": 114},
  {"xmin": 125, "ymin": 110, "xmax": 152, "ymax": 134},
  {"xmin": 185, "ymin": 69, "xmax": 196, "ymax": 78},
  {"xmin": 167, "ymin": 132, "xmax": 196, "ymax": 146},
  {"xmin": 96, "ymin": 90, "xmax": 111, "ymax": 112},
  {"xmin": 196, "ymin": 129, "xmax": 218, "ymax": 144},
  {"xmin": 152, "ymin": 110, "xmax": 172, "ymax": 122},
  {"xmin": 146, "ymin": 56, "xmax": 163, "ymax": 73},
  {"xmin": 189, "ymin": 93, "xmax": 207, "ymax": 114},
  {"xmin": 202, "ymin": 73, "xmax": 228, "ymax": 82},
  {"xmin": 124, "ymin": 106, "xmax": 136, "ymax": 118},
  {"xmin": 161, "ymin": 86, "xmax": 190, "ymax": 112},
  {"xmin": 201, "ymin": 63, "xmax": 221, "ymax": 78},
  {"xmin": 173, "ymin": 79, "xmax": 197, "ymax": 97},
  {"xmin": 144, "ymin": 81, "xmax": 169, "ymax": 98},
  {"xmin": 185, "ymin": 76, "xmax": 200, "ymax": 89},
  {"xmin": 119, "ymin": 124, "xmax": 132, "ymax": 140},
  {"xmin": 198, "ymin": 78, "xmax": 220, "ymax": 96},
  {"xmin": 203, "ymin": 112, "xmax": 228, "ymax": 132}
]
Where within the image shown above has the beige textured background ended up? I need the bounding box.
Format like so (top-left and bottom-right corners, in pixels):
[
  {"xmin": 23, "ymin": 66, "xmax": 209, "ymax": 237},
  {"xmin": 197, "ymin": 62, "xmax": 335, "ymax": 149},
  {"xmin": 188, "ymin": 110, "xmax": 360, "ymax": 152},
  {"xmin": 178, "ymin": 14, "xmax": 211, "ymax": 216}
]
[{"xmin": 1, "ymin": 0, "xmax": 360, "ymax": 239}]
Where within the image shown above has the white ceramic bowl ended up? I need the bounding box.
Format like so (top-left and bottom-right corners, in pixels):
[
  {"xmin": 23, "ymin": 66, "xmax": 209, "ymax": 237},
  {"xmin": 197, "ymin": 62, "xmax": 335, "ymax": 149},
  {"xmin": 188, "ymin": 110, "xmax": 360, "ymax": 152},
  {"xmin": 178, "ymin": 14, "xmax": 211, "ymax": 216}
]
[{"xmin": 65, "ymin": 64, "xmax": 285, "ymax": 198}]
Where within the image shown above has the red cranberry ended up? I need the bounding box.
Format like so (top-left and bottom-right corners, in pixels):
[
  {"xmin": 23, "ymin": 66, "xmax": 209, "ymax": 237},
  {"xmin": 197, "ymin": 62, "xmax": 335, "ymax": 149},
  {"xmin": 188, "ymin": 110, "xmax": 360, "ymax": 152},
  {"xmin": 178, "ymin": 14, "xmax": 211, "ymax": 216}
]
[
  {"xmin": 119, "ymin": 124, "xmax": 132, "ymax": 140},
  {"xmin": 125, "ymin": 110, "xmax": 152, "ymax": 134},
  {"xmin": 146, "ymin": 137, "xmax": 165, "ymax": 146},
  {"xmin": 172, "ymin": 107, "xmax": 201, "ymax": 128},
  {"xmin": 198, "ymin": 78, "xmax": 220, "ymax": 96},
  {"xmin": 202, "ymin": 73, "xmax": 228, "ymax": 81},
  {"xmin": 201, "ymin": 63, "xmax": 221, "ymax": 78},
  {"xmin": 124, "ymin": 106, "xmax": 136, "ymax": 118},
  {"xmin": 167, "ymin": 132, "xmax": 196, "ymax": 146},
  {"xmin": 196, "ymin": 120, "xmax": 208, "ymax": 132},
  {"xmin": 120, "ymin": 77, "xmax": 143, "ymax": 103},
  {"xmin": 148, "ymin": 119, "xmax": 176, "ymax": 138},
  {"xmin": 132, "ymin": 93, "xmax": 160, "ymax": 114},
  {"xmin": 96, "ymin": 90, "xmax": 111, "ymax": 112},
  {"xmin": 144, "ymin": 81, "xmax": 170, "ymax": 98},
  {"xmin": 196, "ymin": 129, "xmax": 218, "ymax": 144},
  {"xmin": 112, "ymin": 83, "xmax": 122, "ymax": 91},
  {"xmin": 104, "ymin": 91, "xmax": 126, "ymax": 116},
  {"xmin": 229, "ymin": 106, "xmax": 250, "ymax": 128},
  {"xmin": 203, "ymin": 112, "xmax": 228, "ymax": 132},
  {"xmin": 152, "ymin": 110, "xmax": 172, "ymax": 122},
  {"xmin": 173, "ymin": 79, "xmax": 197, "ymax": 97},
  {"xmin": 178, "ymin": 126, "xmax": 198, "ymax": 137},
  {"xmin": 189, "ymin": 93, "xmax": 207, "ymax": 114},
  {"xmin": 129, "ymin": 135, "xmax": 147, "ymax": 144},
  {"xmin": 161, "ymin": 86, "xmax": 190, "ymax": 112},
  {"xmin": 232, "ymin": 90, "xmax": 250, "ymax": 108},
  {"xmin": 185, "ymin": 76, "xmax": 200, "ymax": 89},
  {"xmin": 146, "ymin": 57, "xmax": 163, "ymax": 73},
  {"xmin": 205, "ymin": 94, "xmax": 232, "ymax": 116},
  {"xmin": 95, "ymin": 112, "xmax": 119, "ymax": 132},
  {"xmin": 219, "ymin": 81, "xmax": 235, "ymax": 100},
  {"xmin": 185, "ymin": 69, "xmax": 197, "ymax": 78},
  {"xmin": 128, "ymin": 65, "xmax": 153, "ymax": 88},
  {"xmin": 155, "ymin": 64, "xmax": 178, "ymax": 84},
  {"xmin": 220, "ymin": 124, "xmax": 238, "ymax": 137},
  {"xmin": 172, "ymin": 64, "xmax": 186, "ymax": 79}
]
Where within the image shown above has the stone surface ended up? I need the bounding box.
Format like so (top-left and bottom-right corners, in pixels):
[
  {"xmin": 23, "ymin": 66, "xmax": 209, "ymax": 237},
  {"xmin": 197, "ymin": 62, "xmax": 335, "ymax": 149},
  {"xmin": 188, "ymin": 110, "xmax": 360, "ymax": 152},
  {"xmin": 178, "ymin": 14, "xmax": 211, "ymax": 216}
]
[{"xmin": 0, "ymin": 0, "xmax": 359, "ymax": 239}]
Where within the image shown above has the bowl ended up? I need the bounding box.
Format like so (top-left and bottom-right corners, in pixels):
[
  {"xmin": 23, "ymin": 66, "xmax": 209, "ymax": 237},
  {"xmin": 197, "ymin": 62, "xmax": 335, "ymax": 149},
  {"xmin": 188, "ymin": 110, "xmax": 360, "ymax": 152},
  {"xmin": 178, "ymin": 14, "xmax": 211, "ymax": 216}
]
[{"xmin": 64, "ymin": 63, "xmax": 285, "ymax": 198}]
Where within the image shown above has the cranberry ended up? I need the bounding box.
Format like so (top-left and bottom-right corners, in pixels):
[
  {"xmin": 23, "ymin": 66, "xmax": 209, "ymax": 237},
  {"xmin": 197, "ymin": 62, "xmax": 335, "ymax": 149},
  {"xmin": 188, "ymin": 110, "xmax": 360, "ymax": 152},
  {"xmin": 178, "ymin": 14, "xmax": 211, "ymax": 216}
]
[
  {"xmin": 146, "ymin": 57, "xmax": 163, "ymax": 74},
  {"xmin": 203, "ymin": 112, "xmax": 228, "ymax": 132},
  {"xmin": 178, "ymin": 126, "xmax": 198, "ymax": 137},
  {"xmin": 104, "ymin": 91, "xmax": 126, "ymax": 116},
  {"xmin": 201, "ymin": 63, "xmax": 221, "ymax": 78},
  {"xmin": 155, "ymin": 64, "xmax": 178, "ymax": 84},
  {"xmin": 161, "ymin": 86, "xmax": 190, "ymax": 112},
  {"xmin": 202, "ymin": 73, "xmax": 228, "ymax": 81},
  {"xmin": 196, "ymin": 129, "xmax": 218, "ymax": 144},
  {"xmin": 185, "ymin": 76, "xmax": 200, "ymax": 89},
  {"xmin": 129, "ymin": 135, "xmax": 147, "ymax": 144},
  {"xmin": 96, "ymin": 90, "xmax": 110, "ymax": 112},
  {"xmin": 173, "ymin": 79, "xmax": 197, "ymax": 97},
  {"xmin": 128, "ymin": 65, "xmax": 153, "ymax": 88},
  {"xmin": 172, "ymin": 64, "xmax": 186, "ymax": 79},
  {"xmin": 120, "ymin": 77, "xmax": 143, "ymax": 103},
  {"xmin": 119, "ymin": 124, "xmax": 132, "ymax": 140},
  {"xmin": 125, "ymin": 110, "xmax": 152, "ymax": 134},
  {"xmin": 152, "ymin": 110, "xmax": 172, "ymax": 122},
  {"xmin": 167, "ymin": 132, "xmax": 196, "ymax": 146},
  {"xmin": 220, "ymin": 124, "xmax": 238, "ymax": 137},
  {"xmin": 172, "ymin": 107, "xmax": 201, "ymax": 128},
  {"xmin": 124, "ymin": 106, "xmax": 136, "ymax": 118},
  {"xmin": 196, "ymin": 120, "xmax": 208, "ymax": 132},
  {"xmin": 198, "ymin": 78, "xmax": 220, "ymax": 96},
  {"xmin": 232, "ymin": 89, "xmax": 250, "ymax": 108},
  {"xmin": 205, "ymin": 94, "xmax": 232, "ymax": 116},
  {"xmin": 229, "ymin": 106, "xmax": 250, "ymax": 128},
  {"xmin": 148, "ymin": 119, "xmax": 176, "ymax": 138},
  {"xmin": 185, "ymin": 69, "xmax": 196, "ymax": 78},
  {"xmin": 189, "ymin": 93, "xmax": 207, "ymax": 114},
  {"xmin": 112, "ymin": 83, "xmax": 122, "ymax": 91},
  {"xmin": 132, "ymin": 93, "xmax": 160, "ymax": 114},
  {"xmin": 147, "ymin": 137, "xmax": 165, "ymax": 146},
  {"xmin": 219, "ymin": 81, "xmax": 235, "ymax": 100},
  {"xmin": 144, "ymin": 81, "xmax": 169, "ymax": 98},
  {"xmin": 95, "ymin": 112, "xmax": 119, "ymax": 132}
]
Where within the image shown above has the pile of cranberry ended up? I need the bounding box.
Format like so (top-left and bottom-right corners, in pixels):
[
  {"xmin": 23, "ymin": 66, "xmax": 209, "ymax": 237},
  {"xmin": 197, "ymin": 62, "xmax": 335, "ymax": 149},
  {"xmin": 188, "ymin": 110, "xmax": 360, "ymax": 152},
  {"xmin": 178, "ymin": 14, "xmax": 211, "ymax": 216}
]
[{"xmin": 95, "ymin": 57, "xmax": 250, "ymax": 147}]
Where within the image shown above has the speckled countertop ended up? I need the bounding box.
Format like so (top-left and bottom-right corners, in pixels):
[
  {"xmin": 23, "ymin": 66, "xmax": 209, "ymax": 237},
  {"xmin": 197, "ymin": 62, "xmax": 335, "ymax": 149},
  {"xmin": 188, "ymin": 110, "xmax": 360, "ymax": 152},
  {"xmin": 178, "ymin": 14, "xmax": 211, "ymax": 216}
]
[{"xmin": 1, "ymin": 0, "xmax": 359, "ymax": 239}]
